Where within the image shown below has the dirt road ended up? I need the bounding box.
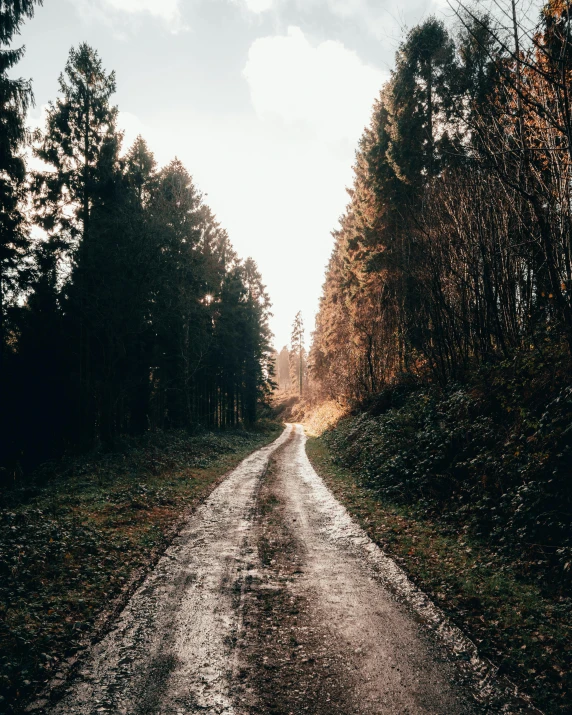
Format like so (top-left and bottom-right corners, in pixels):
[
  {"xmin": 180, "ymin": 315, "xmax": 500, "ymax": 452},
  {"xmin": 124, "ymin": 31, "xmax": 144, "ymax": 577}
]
[{"xmin": 41, "ymin": 425, "xmax": 536, "ymax": 714}]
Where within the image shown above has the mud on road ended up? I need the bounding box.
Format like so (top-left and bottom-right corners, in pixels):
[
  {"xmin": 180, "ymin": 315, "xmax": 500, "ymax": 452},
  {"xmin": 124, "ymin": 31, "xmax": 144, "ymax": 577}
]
[{"xmin": 38, "ymin": 425, "xmax": 538, "ymax": 714}]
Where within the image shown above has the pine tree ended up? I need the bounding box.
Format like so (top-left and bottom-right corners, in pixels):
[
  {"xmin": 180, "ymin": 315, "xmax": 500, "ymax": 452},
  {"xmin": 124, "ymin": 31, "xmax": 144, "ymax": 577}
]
[
  {"xmin": 35, "ymin": 43, "xmax": 120, "ymax": 249},
  {"xmin": 122, "ymin": 136, "xmax": 158, "ymax": 433},
  {"xmin": 1, "ymin": 34, "xmax": 277, "ymax": 474},
  {"xmin": 33, "ymin": 43, "xmax": 121, "ymax": 444},
  {"xmin": 0, "ymin": 0, "xmax": 42, "ymax": 375},
  {"xmin": 389, "ymin": 18, "xmax": 457, "ymax": 184},
  {"xmin": 0, "ymin": 0, "xmax": 43, "ymax": 469},
  {"xmin": 278, "ymin": 346, "xmax": 291, "ymax": 391},
  {"xmin": 290, "ymin": 311, "xmax": 304, "ymax": 396},
  {"xmin": 125, "ymin": 134, "xmax": 157, "ymax": 205},
  {"xmin": 241, "ymin": 257, "xmax": 274, "ymax": 422},
  {"xmin": 149, "ymin": 159, "xmax": 203, "ymax": 427},
  {"xmin": 311, "ymin": 7, "xmax": 572, "ymax": 399}
]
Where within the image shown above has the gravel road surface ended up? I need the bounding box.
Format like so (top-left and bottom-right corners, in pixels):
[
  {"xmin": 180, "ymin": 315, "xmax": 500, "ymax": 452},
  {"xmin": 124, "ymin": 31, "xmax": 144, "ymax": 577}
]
[{"xmin": 40, "ymin": 424, "xmax": 537, "ymax": 715}]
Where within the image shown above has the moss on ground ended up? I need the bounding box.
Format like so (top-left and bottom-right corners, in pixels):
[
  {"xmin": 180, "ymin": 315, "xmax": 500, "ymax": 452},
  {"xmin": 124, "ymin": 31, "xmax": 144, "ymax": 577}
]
[
  {"xmin": 0, "ymin": 422, "xmax": 281, "ymax": 713},
  {"xmin": 306, "ymin": 436, "xmax": 571, "ymax": 715}
]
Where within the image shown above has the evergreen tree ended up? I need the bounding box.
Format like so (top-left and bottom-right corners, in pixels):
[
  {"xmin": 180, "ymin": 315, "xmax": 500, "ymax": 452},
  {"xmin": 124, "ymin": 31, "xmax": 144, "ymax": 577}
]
[
  {"xmin": 241, "ymin": 257, "xmax": 274, "ymax": 421},
  {"xmin": 11, "ymin": 238, "xmax": 68, "ymax": 463},
  {"xmin": 3, "ymin": 40, "xmax": 275, "ymax": 474},
  {"xmin": 149, "ymin": 159, "xmax": 203, "ymax": 428},
  {"xmin": 35, "ymin": 43, "xmax": 119, "ymax": 249},
  {"xmin": 278, "ymin": 345, "xmax": 291, "ymax": 391},
  {"xmin": 123, "ymin": 136, "xmax": 158, "ymax": 433},
  {"xmin": 389, "ymin": 18, "xmax": 457, "ymax": 183},
  {"xmin": 290, "ymin": 311, "xmax": 304, "ymax": 396},
  {"xmin": 0, "ymin": 0, "xmax": 42, "ymax": 383},
  {"xmin": 311, "ymin": 4, "xmax": 572, "ymax": 397},
  {"xmin": 126, "ymin": 134, "xmax": 157, "ymax": 205},
  {"xmin": 33, "ymin": 43, "xmax": 121, "ymax": 444},
  {"xmin": 0, "ymin": 0, "xmax": 43, "ymax": 468}
]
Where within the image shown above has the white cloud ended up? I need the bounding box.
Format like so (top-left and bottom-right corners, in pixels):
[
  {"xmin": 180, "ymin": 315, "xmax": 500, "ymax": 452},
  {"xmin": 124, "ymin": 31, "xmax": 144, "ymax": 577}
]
[
  {"xmin": 235, "ymin": 0, "xmax": 447, "ymax": 43},
  {"xmin": 243, "ymin": 26, "xmax": 386, "ymax": 144},
  {"xmin": 72, "ymin": 0, "xmax": 185, "ymax": 32},
  {"xmin": 242, "ymin": 0, "xmax": 274, "ymax": 12},
  {"xmin": 237, "ymin": 29, "xmax": 387, "ymax": 346},
  {"xmin": 102, "ymin": 0, "xmax": 181, "ymax": 22}
]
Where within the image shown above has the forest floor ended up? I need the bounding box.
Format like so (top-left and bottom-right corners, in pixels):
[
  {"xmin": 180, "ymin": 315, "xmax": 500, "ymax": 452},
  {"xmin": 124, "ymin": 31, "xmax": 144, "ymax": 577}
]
[
  {"xmin": 26, "ymin": 424, "xmax": 539, "ymax": 715},
  {"xmin": 306, "ymin": 435, "xmax": 569, "ymax": 715},
  {"xmin": 0, "ymin": 421, "xmax": 281, "ymax": 714}
]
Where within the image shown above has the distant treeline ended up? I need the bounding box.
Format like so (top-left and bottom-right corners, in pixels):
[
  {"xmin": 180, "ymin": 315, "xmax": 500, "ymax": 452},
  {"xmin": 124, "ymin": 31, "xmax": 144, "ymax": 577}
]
[
  {"xmin": 273, "ymin": 311, "xmax": 308, "ymax": 395},
  {"xmin": 311, "ymin": 0, "xmax": 572, "ymax": 398},
  {"xmin": 1, "ymin": 7, "xmax": 274, "ymax": 477}
]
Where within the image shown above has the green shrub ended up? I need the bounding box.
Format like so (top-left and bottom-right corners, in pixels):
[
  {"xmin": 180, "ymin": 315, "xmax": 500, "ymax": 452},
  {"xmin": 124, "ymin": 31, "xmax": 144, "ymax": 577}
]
[{"xmin": 323, "ymin": 348, "xmax": 572, "ymax": 592}]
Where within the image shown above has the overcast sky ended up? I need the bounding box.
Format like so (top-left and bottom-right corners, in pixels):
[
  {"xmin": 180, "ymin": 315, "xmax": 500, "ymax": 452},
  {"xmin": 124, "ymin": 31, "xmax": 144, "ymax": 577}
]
[{"xmin": 19, "ymin": 0, "xmax": 451, "ymax": 350}]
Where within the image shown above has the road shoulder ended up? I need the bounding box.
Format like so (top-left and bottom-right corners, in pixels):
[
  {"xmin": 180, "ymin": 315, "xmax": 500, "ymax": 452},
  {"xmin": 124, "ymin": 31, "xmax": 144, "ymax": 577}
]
[
  {"xmin": 306, "ymin": 433, "xmax": 547, "ymax": 715},
  {"xmin": 1, "ymin": 424, "xmax": 282, "ymax": 714}
]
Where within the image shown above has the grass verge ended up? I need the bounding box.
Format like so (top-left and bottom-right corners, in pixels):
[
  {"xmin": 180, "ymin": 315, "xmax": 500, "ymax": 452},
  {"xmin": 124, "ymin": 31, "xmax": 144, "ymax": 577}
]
[
  {"xmin": 0, "ymin": 421, "xmax": 282, "ymax": 713},
  {"xmin": 306, "ymin": 435, "xmax": 570, "ymax": 715}
]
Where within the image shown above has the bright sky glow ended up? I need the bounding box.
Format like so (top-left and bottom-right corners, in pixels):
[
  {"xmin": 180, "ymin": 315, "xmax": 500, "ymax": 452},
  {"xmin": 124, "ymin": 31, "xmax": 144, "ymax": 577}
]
[
  {"xmin": 244, "ymin": 27, "xmax": 385, "ymax": 143},
  {"xmin": 242, "ymin": 0, "xmax": 274, "ymax": 13},
  {"xmin": 20, "ymin": 0, "xmax": 448, "ymax": 349}
]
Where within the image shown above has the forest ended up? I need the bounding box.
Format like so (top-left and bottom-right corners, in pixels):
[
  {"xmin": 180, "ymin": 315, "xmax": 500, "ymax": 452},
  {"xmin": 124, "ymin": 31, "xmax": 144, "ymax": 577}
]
[
  {"xmin": 0, "ymin": 5, "xmax": 279, "ymax": 709},
  {"xmin": 308, "ymin": 0, "xmax": 572, "ymax": 710},
  {"xmin": 0, "ymin": 3, "xmax": 275, "ymax": 481},
  {"xmin": 2, "ymin": 0, "xmax": 572, "ymax": 711},
  {"xmin": 312, "ymin": 0, "xmax": 572, "ymax": 396}
]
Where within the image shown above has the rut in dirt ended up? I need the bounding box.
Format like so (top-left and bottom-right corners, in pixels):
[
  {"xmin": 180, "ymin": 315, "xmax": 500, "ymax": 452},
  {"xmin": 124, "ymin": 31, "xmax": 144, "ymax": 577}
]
[
  {"xmin": 36, "ymin": 424, "xmax": 537, "ymax": 715},
  {"xmin": 234, "ymin": 427, "xmax": 476, "ymax": 715}
]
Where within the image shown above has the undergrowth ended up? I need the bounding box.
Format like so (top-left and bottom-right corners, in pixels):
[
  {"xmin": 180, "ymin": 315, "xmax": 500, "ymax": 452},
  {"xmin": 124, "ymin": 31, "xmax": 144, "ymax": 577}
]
[
  {"xmin": 307, "ymin": 438, "xmax": 570, "ymax": 714},
  {"xmin": 0, "ymin": 422, "xmax": 281, "ymax": 713},
  {"xmin": 307, "ymin": 345, "xmax": 572, "ymax": 714}
]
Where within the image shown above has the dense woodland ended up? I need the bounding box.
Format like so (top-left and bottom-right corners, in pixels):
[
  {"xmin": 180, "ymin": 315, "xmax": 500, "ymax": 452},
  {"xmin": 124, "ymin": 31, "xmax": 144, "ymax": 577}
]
[
  {"xmin": 0, "ymin": 0, "xmax": 571, "ymax": 710},
  {"xmin": 309, "ymin": 4, "xmax": 572, "ymax": 706},
  {"xmin": 0, "ymin": 3, "xmax": 274, "ymax": 481},
  {"xmin": 311, "ymin": 0, "xmax": 572, "ymax": 651},
  {"xmin": 312, "ymin": 0, "xmax": 572, "ymax": 396}
]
